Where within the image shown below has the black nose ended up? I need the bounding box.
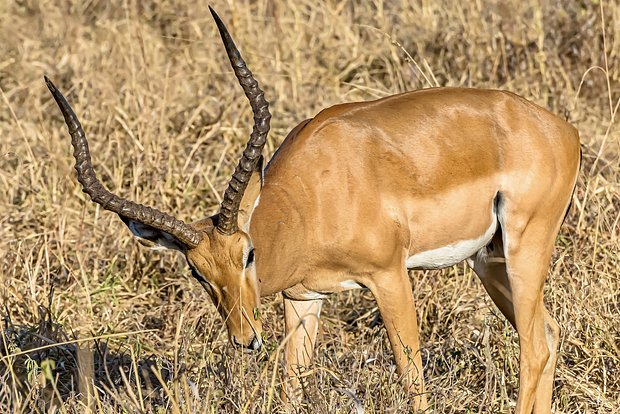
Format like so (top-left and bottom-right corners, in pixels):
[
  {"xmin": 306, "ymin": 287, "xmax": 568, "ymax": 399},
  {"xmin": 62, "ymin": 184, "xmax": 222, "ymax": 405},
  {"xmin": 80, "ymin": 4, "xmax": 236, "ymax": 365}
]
[
  {"xmin": 247, "ymin": 335, "xmax": 262, "ymax": 351},
  {"xmin": 232, "ymin": 335, "xmax": 262, "ymax": 351}
]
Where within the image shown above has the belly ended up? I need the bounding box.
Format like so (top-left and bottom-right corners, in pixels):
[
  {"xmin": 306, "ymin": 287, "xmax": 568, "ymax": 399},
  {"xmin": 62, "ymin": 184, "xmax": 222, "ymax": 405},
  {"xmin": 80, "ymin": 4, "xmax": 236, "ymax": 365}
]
[
  {"xmin": 406, "ymin": 216, "xmax": 497, "ymax": 269},
  {"xmin": 405, "ymin": 189, "xmax": 499, "ymax": 270}
]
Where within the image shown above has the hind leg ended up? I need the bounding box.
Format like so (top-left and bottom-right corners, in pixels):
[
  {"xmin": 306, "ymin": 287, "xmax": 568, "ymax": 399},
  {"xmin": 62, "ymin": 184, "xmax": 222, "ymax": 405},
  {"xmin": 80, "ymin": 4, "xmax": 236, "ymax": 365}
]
[
  {"xmin": 532, "ymin": 308, "xmax": 560, "ymax": 414},
  {"xmin": 470, "ymin": 231, "xmax": 515, "ymax": 327},
  {"xmin": 471, "ymin": 225, "xmax": 560, "ymax": 414}
]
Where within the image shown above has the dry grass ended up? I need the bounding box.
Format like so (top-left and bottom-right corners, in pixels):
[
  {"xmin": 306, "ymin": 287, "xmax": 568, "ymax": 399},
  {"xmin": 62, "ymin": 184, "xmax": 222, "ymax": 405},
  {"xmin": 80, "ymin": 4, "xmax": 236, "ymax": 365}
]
[{"xmin": 0, "ymin": 0, "xmax": 618, "ymax": 412}]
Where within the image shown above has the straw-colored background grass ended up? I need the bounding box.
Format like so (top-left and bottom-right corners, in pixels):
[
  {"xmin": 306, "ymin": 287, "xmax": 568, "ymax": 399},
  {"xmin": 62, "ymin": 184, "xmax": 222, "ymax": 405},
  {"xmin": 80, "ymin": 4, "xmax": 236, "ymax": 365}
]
[{"xmin": 1, "ymin": 0, "xmax": 618, "ymax": 412}]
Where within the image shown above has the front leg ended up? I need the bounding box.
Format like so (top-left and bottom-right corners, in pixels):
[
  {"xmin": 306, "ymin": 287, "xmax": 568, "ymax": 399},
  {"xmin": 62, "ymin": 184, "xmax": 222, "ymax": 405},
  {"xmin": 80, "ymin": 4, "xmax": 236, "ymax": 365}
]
[
  {"xmin": 369, "ymin": 270, "xmax": 428, "ymax": 411},
  {"xmin": 282, "ymin": 297, "xmax": 323, "ymax": 403}
]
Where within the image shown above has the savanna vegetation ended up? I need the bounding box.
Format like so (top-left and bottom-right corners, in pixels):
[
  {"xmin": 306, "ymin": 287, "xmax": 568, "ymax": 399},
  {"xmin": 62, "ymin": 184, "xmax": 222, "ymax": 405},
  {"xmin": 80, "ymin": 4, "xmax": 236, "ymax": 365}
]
[{"xmin": 0, "ymin": 0, "xmax": 618, "ymax": 412}]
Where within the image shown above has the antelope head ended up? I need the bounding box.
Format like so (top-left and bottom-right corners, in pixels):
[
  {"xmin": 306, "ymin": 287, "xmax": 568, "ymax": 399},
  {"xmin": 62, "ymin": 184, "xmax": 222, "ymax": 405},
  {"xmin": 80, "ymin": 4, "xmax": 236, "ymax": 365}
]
[{"xmin": 45, "ymin": 7, "xmax": 269, "ymax": 351}]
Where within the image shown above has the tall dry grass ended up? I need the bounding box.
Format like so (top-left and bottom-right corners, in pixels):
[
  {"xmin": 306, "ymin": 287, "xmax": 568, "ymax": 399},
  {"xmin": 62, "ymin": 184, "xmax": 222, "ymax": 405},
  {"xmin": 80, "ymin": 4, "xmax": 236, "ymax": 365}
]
[{"xmin": 0, "ymin": 0, "xmax": 618, "ymax": 412}]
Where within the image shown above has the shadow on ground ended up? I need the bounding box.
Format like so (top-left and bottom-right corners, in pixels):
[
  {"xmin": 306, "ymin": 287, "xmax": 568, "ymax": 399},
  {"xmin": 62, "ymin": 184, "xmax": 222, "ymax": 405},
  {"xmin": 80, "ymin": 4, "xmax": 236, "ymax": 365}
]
[{"xmin": 0, "ymin": 293, "xmax": 178, "ymax": 412}]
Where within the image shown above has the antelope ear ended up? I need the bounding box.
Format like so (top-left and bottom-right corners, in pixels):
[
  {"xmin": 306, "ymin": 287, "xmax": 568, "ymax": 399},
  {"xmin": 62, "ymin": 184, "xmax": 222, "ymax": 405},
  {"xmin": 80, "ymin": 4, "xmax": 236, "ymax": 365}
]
[
  {"xmin": 238, "ymin": 155, "xmax": 264, "ymax": 232},
  {"xmin": 119, "ymin": 216, "xmax": 189, "ymax": 252}
]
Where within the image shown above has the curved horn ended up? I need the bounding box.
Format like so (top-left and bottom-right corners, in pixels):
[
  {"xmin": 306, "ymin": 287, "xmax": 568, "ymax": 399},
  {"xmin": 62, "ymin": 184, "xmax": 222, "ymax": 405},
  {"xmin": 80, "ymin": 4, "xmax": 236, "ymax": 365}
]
[
  {"xmin": 45, "ymin": 76, "xmax": 203, "ymax": 248},
  {"xmin": 209, "ymin": 7, "xmax": 271, "ymax": 235}
]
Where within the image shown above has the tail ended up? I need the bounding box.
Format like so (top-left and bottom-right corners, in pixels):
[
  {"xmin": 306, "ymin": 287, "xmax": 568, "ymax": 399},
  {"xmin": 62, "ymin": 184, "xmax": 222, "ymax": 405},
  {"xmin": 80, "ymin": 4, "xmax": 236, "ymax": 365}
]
[{"xmin": 560, "ymin": 145, "xmax": 582, "ymax": 226}]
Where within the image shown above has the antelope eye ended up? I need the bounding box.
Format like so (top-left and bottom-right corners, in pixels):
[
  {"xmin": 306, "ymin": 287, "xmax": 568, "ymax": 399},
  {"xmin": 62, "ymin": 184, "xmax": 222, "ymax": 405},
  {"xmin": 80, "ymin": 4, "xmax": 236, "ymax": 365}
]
[{"xmin": 245, "ymin": 249, "xmax": 255, "ymax": 268}]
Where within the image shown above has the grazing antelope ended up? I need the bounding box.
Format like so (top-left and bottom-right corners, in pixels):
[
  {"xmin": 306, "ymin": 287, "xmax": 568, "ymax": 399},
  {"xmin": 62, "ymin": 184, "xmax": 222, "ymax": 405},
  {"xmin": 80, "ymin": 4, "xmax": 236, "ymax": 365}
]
[{"xmin": 46, "ymin": 7, "xmax": 580, "ymax": 413}]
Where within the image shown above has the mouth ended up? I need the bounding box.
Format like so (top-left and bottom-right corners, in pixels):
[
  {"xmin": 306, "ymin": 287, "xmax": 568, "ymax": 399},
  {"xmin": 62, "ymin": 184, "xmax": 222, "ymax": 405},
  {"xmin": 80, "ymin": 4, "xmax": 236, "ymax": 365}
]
[
  {"xmin": 248, "ymin": 335, "xmax": 262, "ymax": 351},
  {"xmin": 233, "ymin": 334, "xmax": 262, "ymax": 353}
]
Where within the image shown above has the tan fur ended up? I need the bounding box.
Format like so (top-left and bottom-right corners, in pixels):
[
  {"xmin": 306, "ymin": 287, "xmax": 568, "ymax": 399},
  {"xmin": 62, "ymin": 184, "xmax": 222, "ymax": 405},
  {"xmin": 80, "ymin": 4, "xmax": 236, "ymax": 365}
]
[
  {"xmin": 184, "ymin": 176, "xmax": 263, "ymax": 348},
  {"xmin": 244, "ymin": 88, "xmax": 580, "ymax": 412},
  {"xmin": 124, "ymin": 87, "xmax": 579, "ymax": 412}
]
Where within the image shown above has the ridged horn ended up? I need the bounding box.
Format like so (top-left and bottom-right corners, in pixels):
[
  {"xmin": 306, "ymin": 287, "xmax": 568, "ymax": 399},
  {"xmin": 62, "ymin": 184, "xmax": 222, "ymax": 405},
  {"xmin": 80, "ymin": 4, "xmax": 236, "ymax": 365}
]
[
  {"xmin": 45, "ymin": 76, "xmax": 202, "ymax": 248},
  {"xmin": 209, "ymin": 7, "xmax": 271, "ymax": 235}
]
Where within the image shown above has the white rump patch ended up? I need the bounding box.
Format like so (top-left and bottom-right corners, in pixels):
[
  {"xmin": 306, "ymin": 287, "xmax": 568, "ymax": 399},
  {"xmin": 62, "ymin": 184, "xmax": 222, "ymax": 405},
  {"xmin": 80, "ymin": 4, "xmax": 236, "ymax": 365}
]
[{"xmin": 406, "ymin": 217, "xmax": 498, "ymax": 270}]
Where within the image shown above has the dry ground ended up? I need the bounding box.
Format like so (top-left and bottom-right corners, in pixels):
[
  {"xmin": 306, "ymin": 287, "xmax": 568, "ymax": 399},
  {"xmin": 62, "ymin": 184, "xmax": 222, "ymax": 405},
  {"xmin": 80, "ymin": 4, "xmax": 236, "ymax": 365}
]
[{"xmin": 0, "ymin": 0, "xmax": 619, "ymax": 413}]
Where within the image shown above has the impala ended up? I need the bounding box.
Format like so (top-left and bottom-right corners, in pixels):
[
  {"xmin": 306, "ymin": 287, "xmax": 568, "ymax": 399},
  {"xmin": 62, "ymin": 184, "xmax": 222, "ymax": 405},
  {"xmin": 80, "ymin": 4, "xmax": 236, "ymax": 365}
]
[{"xmin": 46, "ymin": 7, "xmax": 580, "ymax": 413}]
